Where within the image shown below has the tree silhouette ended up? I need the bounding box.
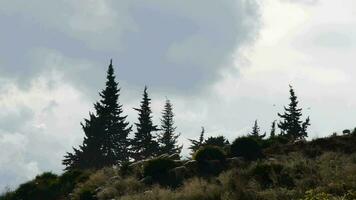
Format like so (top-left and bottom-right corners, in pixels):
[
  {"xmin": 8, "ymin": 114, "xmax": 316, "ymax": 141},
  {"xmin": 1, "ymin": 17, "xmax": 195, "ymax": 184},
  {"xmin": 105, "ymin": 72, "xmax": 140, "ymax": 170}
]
[
  {"xmin": 278, "ymin": 85, "xmax": 310, "ymax": 141},
  {"xmin": 249, "ymin": 120, "xmax": 265, "ymax": 139},
  {"xmin": 63, "ymin": 60, "xmax": 131, "ymax": 170},
  {"xmin": 157, "ymin": 99, "xmax": 182, "ymax": 156},
  {"xmin": 95, "ymin": 60, "xmax": 132, "ymax": 165},
  {"xmin": 270, "ymin": 120, "xmax": 276, "ymax": 138},
  {"xmin": 188, "ymin": 127, "xmax": 205, "ymax": 155},
  {"xmin": 204, "ymin": 136, "xmax": 229, "ymax": 147},
  {"xmin": 131, "ymin": 86, "xmax": 159, "ymax": 161}
]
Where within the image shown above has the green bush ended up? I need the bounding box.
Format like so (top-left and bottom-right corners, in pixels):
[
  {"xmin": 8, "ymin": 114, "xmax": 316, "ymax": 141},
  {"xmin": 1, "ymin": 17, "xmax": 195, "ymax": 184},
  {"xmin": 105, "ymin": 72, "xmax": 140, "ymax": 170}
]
[
  {"xmin": 72, "ymin": 168, "xmax": 115, "ymax": 200},
  {"xmin": 193, "ymin": 146, "xmax": 226, "ymax": 163},
  {"xmin": 230, "ymin": 137, "xmax": 263, "ymax": 161},
  {"xmin": 119, "ymin": 161, "xmax": 134, "ymax": 177},
  {"xmin": 13, "ymin": 172, "xmax": 60, "ymax": 200},
  {"xmin": 250, "ymin": 162, "xmax": 294, "ymax": 189},
  {"xmin": 143, "ymin": 157, "xmax": 177, "ymax": 186},
  {"xmin": 193, "ymin": 146, "xmax": 226, "ymax": 176}
]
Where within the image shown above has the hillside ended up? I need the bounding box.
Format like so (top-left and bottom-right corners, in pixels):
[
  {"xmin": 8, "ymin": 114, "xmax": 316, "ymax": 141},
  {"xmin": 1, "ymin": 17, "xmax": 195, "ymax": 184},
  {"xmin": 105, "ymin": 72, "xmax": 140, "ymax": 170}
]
[{"xmin": 2, "ymin": 131, "xmax": 356, "ymax": 200}]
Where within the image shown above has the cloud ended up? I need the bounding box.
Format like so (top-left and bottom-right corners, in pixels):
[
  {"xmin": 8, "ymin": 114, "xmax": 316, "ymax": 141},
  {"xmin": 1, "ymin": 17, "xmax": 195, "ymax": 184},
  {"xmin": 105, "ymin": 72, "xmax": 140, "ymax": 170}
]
[
  {"xmin": 0, "ymin": 76, "xmax": 93, "ymax": 191},
  {"xmin": 0, "ymin": 0, "xmax": 261, "ymax": 93}
]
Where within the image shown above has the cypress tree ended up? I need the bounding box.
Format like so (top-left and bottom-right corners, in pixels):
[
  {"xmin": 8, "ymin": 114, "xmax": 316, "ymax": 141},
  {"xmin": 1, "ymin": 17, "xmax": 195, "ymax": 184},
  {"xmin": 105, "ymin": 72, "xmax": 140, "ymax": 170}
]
[
  {"xmin": 131, "ymin": 86, "xmax": 159, "ymax": 161},
  {"xmin": 278, "ymin": 85, "xmax": 310, "ymax": 141},
  {"xmin": 157, "ymin": 99, "xmax": 182, "ymax": 156},
  {"xmin": 188, "ymin": 127, "xmax": 205, "ymax": 155}
]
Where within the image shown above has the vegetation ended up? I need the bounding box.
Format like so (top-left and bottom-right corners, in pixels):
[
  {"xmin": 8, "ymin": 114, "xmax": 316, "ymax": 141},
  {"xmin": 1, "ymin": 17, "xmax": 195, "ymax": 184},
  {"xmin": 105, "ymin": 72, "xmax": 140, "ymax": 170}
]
[
  {"xmin": 157, "ymin": 99, "xmax": 182, "ymax": 156},
  {"xmin": 230, "ymin": 137, "xmax": 263, "ymax": 161},
  {"xmin": 63, "ymin": 60, "xmax": 131, "ymax": 170},
  {"xmin": 4, "ymin": 134, "xmax": 356, "ymax": 200},
  {"xmin": 278, "ymin": 85, "xmax": 310, "ymax": 141},
  {"xmin": 3, "ymin": 61, "xmax": 356, "ymax": 200},
  {"xmin": 188, "ymin": 127, "xmax": 205, "ymax": 155},
  {"xmin": 130, "ymin": 86, "xmax": 160, "ymax": 161}
]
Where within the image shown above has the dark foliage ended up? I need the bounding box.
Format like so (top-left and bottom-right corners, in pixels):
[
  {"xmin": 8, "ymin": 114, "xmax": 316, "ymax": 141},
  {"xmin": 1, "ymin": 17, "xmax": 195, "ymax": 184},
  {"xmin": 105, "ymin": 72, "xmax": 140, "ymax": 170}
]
[
  {"xmin": 194, "ymin": 146, "xmax": 226, "ymax": 163},
  {"xmin": 143, "ymin": 157, "xmax": 177, "ymax": 186},
  {"xmin": 63, "ymin": 60, "xmax": 131, "ymax": 170},
  {"xmin": 230, "ymin": 137, "xmax": 263, "ymax": 161},
  {"xmin": 278, "ymin": 85, "xmax": 310, "ymax": 141},
  {"xmin": 249, "ymin": 120, "xmax": 266, "ymax": 139},
  {"xmin": 270, "ymin": 120, "xmax": 276, "ymax": 138},
  {"xmin": 193, "ymin": 146, "xmax": 226, "ymax": 175},
  {"xmin": 1, "ymin": 171, "xmax": 90, "ymax": 200},
  {"xmin": 250, "ymin": 162, "xmax": 294, "ymax": 189},
  {"xmin": 131, "ymin": 86, "xmax": 160, "ymax": 161},
  {"xmin": 95, "ymin": 60, "xmax": 132, "ymax": 165},
  {"xmin": 188, "ymin": 127, "xmax": 205, "ymax": 155},
  {"xmin": 157, "ymin": 99, "xmax": 182, "ymax": 156},
  {"xmin": 204, "ymin": 135, "xmax": 229, "ymax": 148}
]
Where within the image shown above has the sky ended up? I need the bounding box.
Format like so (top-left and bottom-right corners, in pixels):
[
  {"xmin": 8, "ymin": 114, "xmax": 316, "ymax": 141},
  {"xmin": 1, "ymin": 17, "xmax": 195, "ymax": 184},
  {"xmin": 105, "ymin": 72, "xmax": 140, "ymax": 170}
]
[{"xmin": 1, "ymin": 0, "xmax": 356, "ymax": 191}]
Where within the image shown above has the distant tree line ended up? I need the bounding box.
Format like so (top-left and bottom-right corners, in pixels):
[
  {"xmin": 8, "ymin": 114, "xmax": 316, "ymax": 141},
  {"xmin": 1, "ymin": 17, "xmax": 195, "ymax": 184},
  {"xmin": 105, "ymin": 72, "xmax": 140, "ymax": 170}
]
[
  {"xmin": 187, "ymin": 85, "xmax": 310, "ymax": 155},
  {"xmin": 63, "ymin": 60, "xmax": 310, "ymax": 171}
]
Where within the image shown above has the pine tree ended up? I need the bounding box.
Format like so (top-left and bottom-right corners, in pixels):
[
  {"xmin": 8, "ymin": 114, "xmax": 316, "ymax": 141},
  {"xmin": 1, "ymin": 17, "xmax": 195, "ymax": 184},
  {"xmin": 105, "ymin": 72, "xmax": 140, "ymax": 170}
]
[
  {"xmin": 270, "ymin": 120, "xmax": 276, "ymax": 138},
  {"xmin": 63, "ymin": 60, "xmax": 131, "ymax": 170},
  {"xmin": 188, "ymin": 127, "xmax": 205, "ymax": 155},
  {"xmin": 249, "ymin": 120, "xmax": 265, "ymax": 139},
  {"xmin": 278, "ymin": 85, "xmax": 310, "ymax": 141},
  {"xmin": 131, "ymin": 86, "xmax": 159, "ymax": 161},
  {"xmin": 63, "ymin": 113, "xmax": 105, "ymax": 170},
  {"xmin": 157, "ymin": 99, "xmax": 182, "ymax": 156},
  {"xmin": 94, "ymin": 60, "xmax": 132, "ymax": 165}
]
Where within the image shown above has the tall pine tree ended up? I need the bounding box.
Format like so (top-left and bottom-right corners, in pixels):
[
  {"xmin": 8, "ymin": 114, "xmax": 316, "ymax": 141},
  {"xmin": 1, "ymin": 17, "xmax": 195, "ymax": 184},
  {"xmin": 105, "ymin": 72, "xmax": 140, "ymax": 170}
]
[
  {"xmin": 157, "ymin": 99, "xmax": 182, "ymax": 156},
  {"xmin": 278, "ymin": 85, "xmax": 310, "ymax": 141},
  {"xmin": 94, "ymin": 60, "xmax": 132, "ymax": 165},
  {"xmin": 131, "ymin": 86, "xmax": 159, "ymax": 161},
  {"xmin": 63, "ymin": 60, "xmax": 131, "ymax": 170}
]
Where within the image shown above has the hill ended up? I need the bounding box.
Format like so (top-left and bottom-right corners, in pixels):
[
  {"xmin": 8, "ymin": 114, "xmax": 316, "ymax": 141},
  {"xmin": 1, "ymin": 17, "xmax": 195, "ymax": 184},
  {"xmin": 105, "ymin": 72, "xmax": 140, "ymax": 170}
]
[{"xmin": 2, "ymin": 131, "xmax": 356, "ymax": 200}]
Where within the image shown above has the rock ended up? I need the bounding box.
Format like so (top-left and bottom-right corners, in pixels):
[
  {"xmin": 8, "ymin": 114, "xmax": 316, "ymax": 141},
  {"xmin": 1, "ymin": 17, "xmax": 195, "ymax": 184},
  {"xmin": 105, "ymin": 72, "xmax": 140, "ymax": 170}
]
[
  {"xmin": 184, "ymin": 160, "xmax": 198, "ymax": 172},
  {"xmin": 168, "ymin": 153, "xmax": 181, "ymax": 160}
]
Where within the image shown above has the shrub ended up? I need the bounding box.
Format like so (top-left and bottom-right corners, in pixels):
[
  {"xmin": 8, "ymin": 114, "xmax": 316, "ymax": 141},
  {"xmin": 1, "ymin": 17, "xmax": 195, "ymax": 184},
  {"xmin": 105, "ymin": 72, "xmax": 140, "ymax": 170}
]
[
  {"xmin": 204, "ymin": 136, "xmax": 229, "ymax": 148},
  {"xmin": 300, "ymin": 190, "xmax": 333, "ymax": 200},
  {"xmin": 230, "ymin": 137, "xmax": 263, "ymax": 161},
  {"xmin": 193, "ymin": 146, "xmax": 226, "ymax": 176},
  {"xmin": 193, "ymin": 146, "xmax": 226, "ymax": 163},
  {"xmin": 72, "ymin": 168, "xmax": 115, "ymax": 200},
  {"xmin": 58, "ymin": 169, "xmax": 90, "ymax": 195},
  {"xmin": 13, "ymin": 172, "xmax": 60, "ymax": 200},
  {"xmin": 119, "ymin": 161, "xmax": 134, "ymax": 177},
  {"xmin": 250, "ymin": 162, "xmax": 294, "ymax": 189},
  {"xmin": 143, "ymin": 157, "xmax": 177, "ymax": 186}
]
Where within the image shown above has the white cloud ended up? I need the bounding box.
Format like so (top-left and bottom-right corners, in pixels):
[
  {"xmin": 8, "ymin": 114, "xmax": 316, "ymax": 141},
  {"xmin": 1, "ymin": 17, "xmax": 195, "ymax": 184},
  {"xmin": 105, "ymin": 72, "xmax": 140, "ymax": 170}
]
[{"xmin": 0, "ymin": 72, "xmax": 92, "ymax": 190}]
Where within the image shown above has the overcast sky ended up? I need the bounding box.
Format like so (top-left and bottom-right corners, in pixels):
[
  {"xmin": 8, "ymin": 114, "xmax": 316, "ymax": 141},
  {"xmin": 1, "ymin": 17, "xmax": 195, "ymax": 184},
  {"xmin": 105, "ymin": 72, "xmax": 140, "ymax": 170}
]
[{"xmin": 1, "ymin": 0, "xmax": 356, "ymax": 191}]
